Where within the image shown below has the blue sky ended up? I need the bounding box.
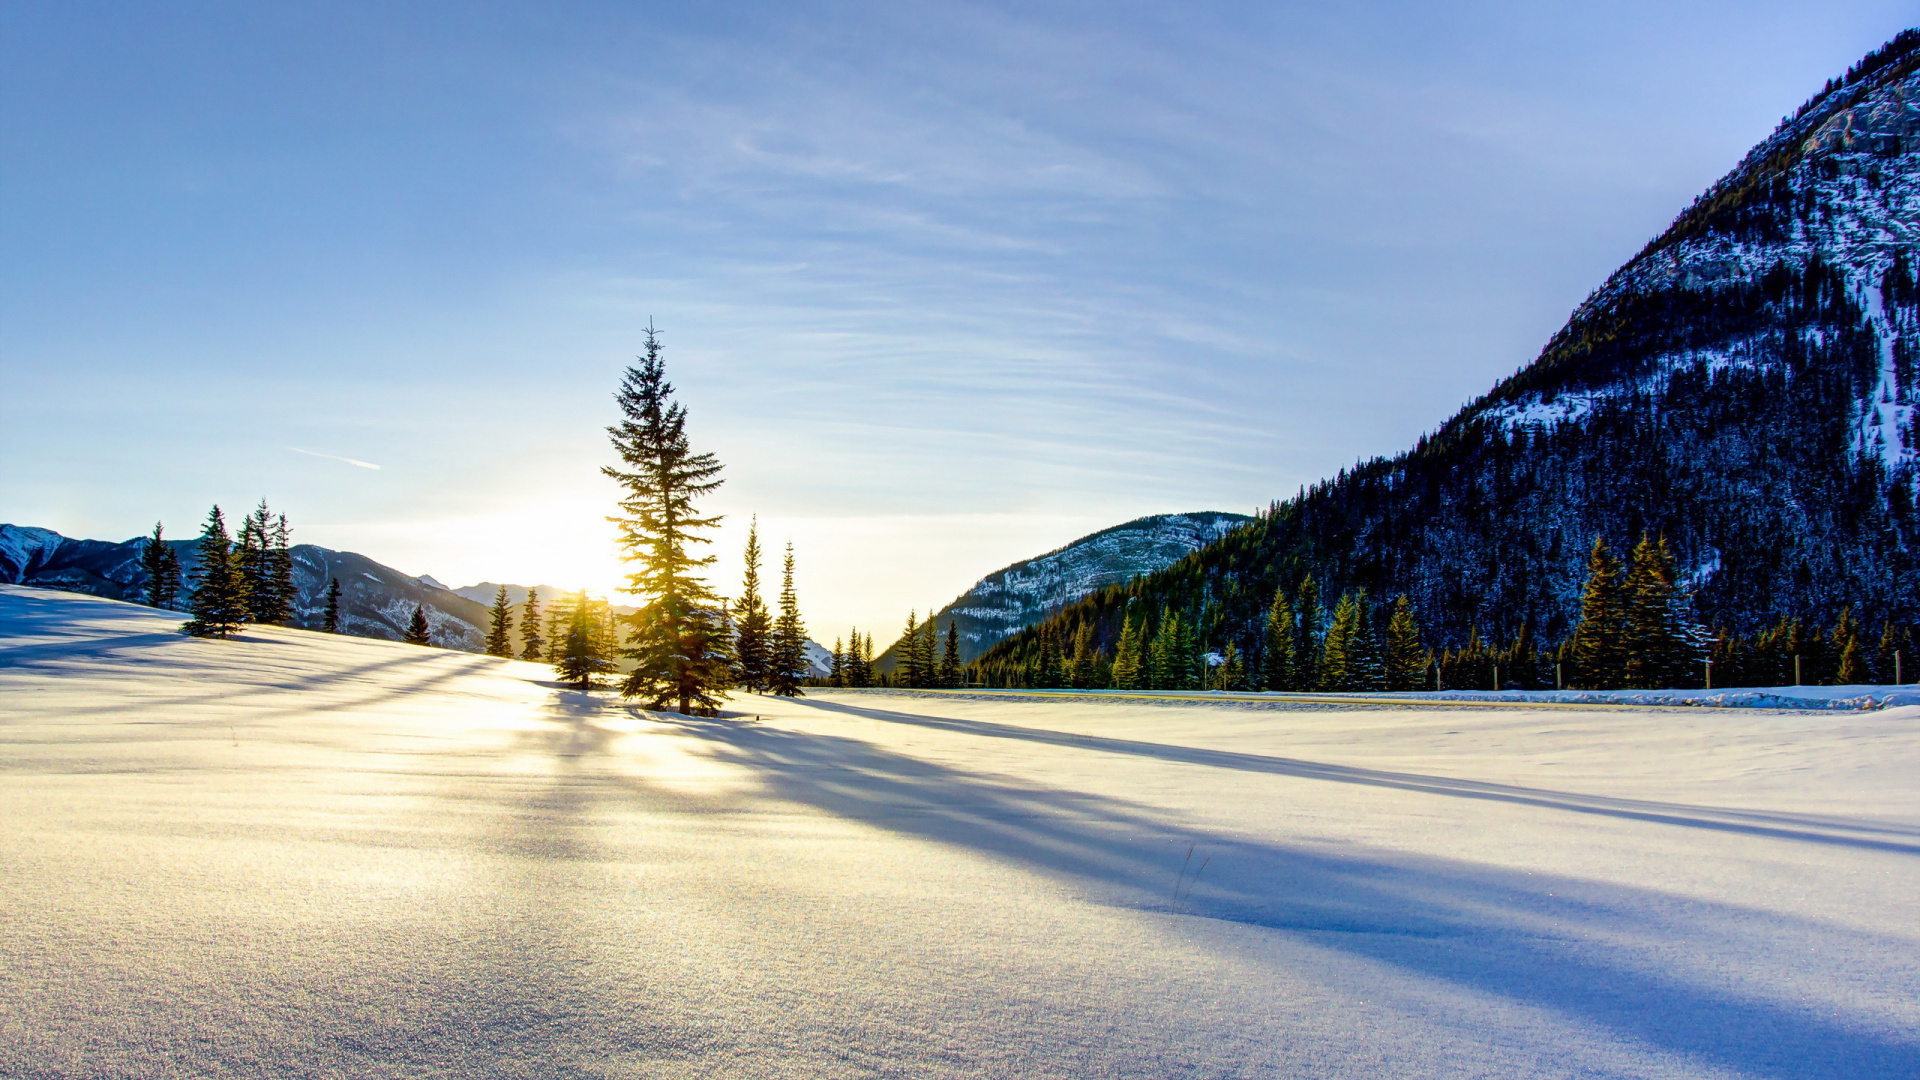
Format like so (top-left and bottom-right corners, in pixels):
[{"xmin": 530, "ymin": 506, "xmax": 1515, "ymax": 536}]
[{"xmin": 2, "ymin": 1, "xmax": 1912, "ymax": 640}]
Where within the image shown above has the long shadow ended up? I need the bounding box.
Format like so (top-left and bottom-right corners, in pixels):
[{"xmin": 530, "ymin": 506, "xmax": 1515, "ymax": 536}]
[
  {"xmin": 616, "ymin": 714, "xmax": 1919, "ymax": 1079},
  {"xmin": 785, "ymin": 697, "xmax": 1920, "ymax": 854}
]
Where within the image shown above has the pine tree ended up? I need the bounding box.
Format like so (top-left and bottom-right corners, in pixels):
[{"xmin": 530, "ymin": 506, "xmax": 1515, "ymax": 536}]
[
  {"xmin": 323, "ymin": 578, "xmax": 342, "ymax": 632},
  {"xmin": 520, "ymin": 587, "xmax": 545, "ymax": 660},
  {"xmin": 232, "ymin": 503, "xmax": 267, "ymax": 622},
  {"xmin": 1319, "ymin": 591, "xmax": 1361, "ymax": 691},
  {"xmin": 1111, "ymin": 612, "xmax": 1144, "ymax": 690},
  {"xmin": 1261, "ymin": 585, "xmax": 1296, "ymax": 691},
  {"xmin": 1350, "ymin": 591, "xmax": 1386, "ymax": 691},
  {"xmin": 1213, "ymin": 642, "xmax": 1246, "ymax": 691},
  {"xmin": 919, "ymin": 615, "xmax": 940, "ymax": 687},
  {"xmin": 141, "ymin": 522, "xmax": 180, "ymax": 609},
  {"xmin": 605, "ymin": 326, "xmax": 733, "ymax": 714},
  {"xmin": 1146, "ymin": 615, "xmax": 1174, "ymax": 690},
  {"xmin": 485, "ymin": 585, "xmax": 515, "ymax": 658},
  {"xmin": 940, "ymin": 621, "xmax": 962, "ymax": 688},
  {"xmin": 1623, "ymin": 533, "xmax": 1700, "ymax": 688},
  {"xmin": 404, "ymin": 604, "xmax": 432, "ymax": 646},
  {"xmin": 1384, "ymin": 594, "xmax": 1426, "ymax": 691},
  {"xmin": 733, "ymin": 518, "xmax": 772, "ymax": 692},
  {"xmin": 897, "ymin": 611, "xmax": 921, "ymax": 688},
  {"xmin": 830, "ymin": 638, "xmax": 846, "ymax": 687},
  {"xmin": 769, "ymin": 543, "xmax": 807, "ymax": 697},
  {"xmin": 1570, "ymin": 536, "xmax": 1629, "ymax": 689},
  {"xmin": 1836, "ymin": 618, "xmax": 1868, "ymax": 684},
  {"xmin": 1294, "ymin": 576, "xmax": 1323, "ymax": 690},
  {"xmin": 556, "ymin": 592, "xmax": 617, "ymax": 690},
  {"xmin": 544, "ymin": 591, "xmax": 579, "ymax": 664},
  {"xmin": 1035, "ymin": 633, "xmax": 1064, "ymax": 689},
  {"xmin": 254, "ymin": 511, "xmax": 294, "ymax": 625},
  {"xmin": 184, "ymin": 506, "xmax": 246, "ymax": 638}
]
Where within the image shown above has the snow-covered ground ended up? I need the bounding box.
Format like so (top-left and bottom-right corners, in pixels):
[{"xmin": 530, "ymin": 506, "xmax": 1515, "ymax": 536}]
[{"xmin": 3, "ymin": 584, "xmax": 1917, "ymax": 1078}]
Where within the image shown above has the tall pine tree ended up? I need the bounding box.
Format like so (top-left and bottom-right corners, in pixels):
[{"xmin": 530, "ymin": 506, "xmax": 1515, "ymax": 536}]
[
  {"xmin": 141, "ymin": 522, "xmax": 181, "ymax": 609},
  {"xmin": 1384, "ymin": 594, "xmax": 1427, "ymax": 691},
  {"xmin": 1294, "ymin": 576, "xmax": 1323, "ymax": 690},
  {"xmin": 556, "ymin": 592, "xmax": 617, "ymax": 690},
  {"xmin": 605, "ymin": 327, "xmax": 733, "ymax": 714},
  {"xmin": 769, "ymin": 542, "xmax": 807, "ymax": 697},
  {"xmin": 485, "ymin": 585, "xmax": 515, "ymax": 657},
  {"xmin": 733, "ymin": 518, "xmax": 772, "ymax": 692},
  {"xmin": 1262, "ymin": 585, "xmax": 1296, "ymax": 691},
  {"xmin": 1111, "ymin": 612, "xmax": 1145, "ymax": 690},
  {"xmin": 940, "ymin": 620, "xmax": 962, "ymax": 688},
  {"xmin": 1570, "ymin": 536, "xmax": 1629, "ymax": 689},
  {"xmin": 184, "ymin": 506, "xmax": 245, "ymax": 638},
  {"xmin": 1319, "ymin": 592, "xmax": 1361, "ymax": 691},
  {"xmin": 520, "ymin": 587, "xmax": 545, "ymax": 660}
]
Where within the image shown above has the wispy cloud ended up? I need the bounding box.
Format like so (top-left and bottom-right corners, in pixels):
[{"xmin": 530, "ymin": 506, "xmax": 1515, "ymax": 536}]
[{"xmin": 290, "ymin": 447, "xmax": 381, "ymax": 471}]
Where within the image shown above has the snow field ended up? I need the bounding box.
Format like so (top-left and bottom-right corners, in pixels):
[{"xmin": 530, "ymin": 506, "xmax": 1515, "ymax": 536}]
[{"xmin": 2, "ymin": 584, "xmax": 1917, "ymax": 1078}]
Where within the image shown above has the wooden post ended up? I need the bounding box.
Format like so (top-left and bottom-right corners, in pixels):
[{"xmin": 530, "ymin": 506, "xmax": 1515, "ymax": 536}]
[
  {"xmin": 1704, "ymin": 659, "xmax": 1712, "ymax": 691},
  {"xmin": 1555, "ymin": 661, "xmax": 1562, "ymax": 690},
  {"xmin": 1899, "ymin": 649, "xmax": 1904, "ymax": 685},
  {"xmin": 1434, "ymin": 661, "xmax": 1442, "ymax": 692},
  {"xmin": 1794, "ymin": 654, "xmax": 1802, "ymax": 686},
  {"xmin": 1492, "ymin": 662, "xmax": 1499, "ymax": 691}
]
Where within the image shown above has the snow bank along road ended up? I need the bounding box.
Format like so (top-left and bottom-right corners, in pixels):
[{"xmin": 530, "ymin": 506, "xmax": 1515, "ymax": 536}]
[{"xmin": 2, "ymin": 585, "xmax": 1917, "ymax": 1079}]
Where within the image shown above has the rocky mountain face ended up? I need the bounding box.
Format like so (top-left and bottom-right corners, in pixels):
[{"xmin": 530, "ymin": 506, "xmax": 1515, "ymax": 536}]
[
  {"xmin": 979, "ymin": 32, "xmax": 1920, "ymax": 672},
  {"xmin": 2, "ymin": 524, "xmax": 499, "ymax": 651},
  {"xmin": 877, "ymin": 511, "xmax": 1250, "ymax": 667}
]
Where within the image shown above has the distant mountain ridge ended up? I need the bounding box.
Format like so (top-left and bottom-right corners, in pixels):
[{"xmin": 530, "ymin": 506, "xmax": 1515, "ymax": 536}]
[
  {"xmin": 3, "ymin": 524, "xmax": 510, "ymax": 652},
  {"xmin": 877, "ymin": 511, "xmax": 1250, "ymax": 667}
]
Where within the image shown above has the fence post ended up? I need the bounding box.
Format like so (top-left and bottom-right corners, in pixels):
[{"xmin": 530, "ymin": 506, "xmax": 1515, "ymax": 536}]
[
  {"xmin": 1899, "ymin": 649, "xmax": 1904, "ymax": 686},
  {"xmin": 1704, "ymin": 659, "xmax": 1712, "ymax": 691},
  {"xmin": 1492, "ymin": 662, "xmax": 1499, "ymax": 691},
  {"xmin": 1794, "ymin": 654, "xmax": 1802, "ymax": 686},
  {"xmin": 1555, "ymin": 661, "xmax": 1562, "ymax": 690}
]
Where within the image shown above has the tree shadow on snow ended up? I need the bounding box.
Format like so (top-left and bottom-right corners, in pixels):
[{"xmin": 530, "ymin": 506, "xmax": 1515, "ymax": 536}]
[{"xmin": 590, "ymin": 705, "xmax": 1919, "ymax": 1080}]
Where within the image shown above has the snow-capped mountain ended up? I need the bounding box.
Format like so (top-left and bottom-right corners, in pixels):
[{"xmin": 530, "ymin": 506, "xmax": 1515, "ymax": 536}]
[
  {"xmin": 982, "ymin": 31, "xmax": 1920, "ymax": 666},
  {"xmin": 2, "ymin": 524, "xmax": 498, "ymax": 650},
  {"xmin": 877, "ymin": 511, "xmax": 1250, "ymax": 667}
]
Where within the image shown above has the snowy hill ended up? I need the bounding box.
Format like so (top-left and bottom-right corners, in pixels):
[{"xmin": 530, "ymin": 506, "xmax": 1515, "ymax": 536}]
[
  {"xmin": 878, "ymin": 511, "xmax": 1249, "ymax": 667},
  {"xmin": 5, "ymin": 583, "xmax": 1918, "ymax": 1077},
  {"xmin": 986, "ymin": 31, "xmax": 1920, "ymax": 670}
]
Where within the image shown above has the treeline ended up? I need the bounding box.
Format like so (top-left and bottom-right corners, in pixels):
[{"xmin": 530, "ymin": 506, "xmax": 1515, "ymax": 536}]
[
  {"xmin": 159, "ymin": 501, "xmax": 308, "ymax": 638},
  {"xmin": 817, "ymin": 610, "xmax": 960, "ymax": 688},
  {"xmin": 972, "ymin": 531, "xmax": 1919, "ymax": 692}
]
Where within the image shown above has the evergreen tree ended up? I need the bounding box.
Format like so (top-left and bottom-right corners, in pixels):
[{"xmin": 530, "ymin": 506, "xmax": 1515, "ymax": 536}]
[
  {"xmin": 604, "ymin": 327, "xmax": 734, "ymax": 715},
  {"xmin": 323, "ymin": 577, "xmax": 341, "ymax": 633},
  {"xmin": 184, "ymin": 506, "xmax": 246, "ymax": 638},
  {"xmin": 256, "ymin": 512, "xmax": 294, "ymax": 625},
  {"xmin": 830, "ymin": 638, "xmax": 846, "ymax": 687},
  {"xmin": 769, "ymin": 543, "xmax": 807, "ymax": 697},
  {"xmin": 1294, "ymin": 576, "xmax": 1323, "ymax": 690},
  {"xmin": 1146, "ymin": 615, "xmax": 1175, "ymax": 689},
  {"xmin": 1569, "ymin": 536, "xmax": 1629, "ymax": 689},
  {"xmin": 520, "ymin": 587, "xmax": 545, "ymax": 660},
  {"xmin": 1262, "ymin": 585, "xmax": 1296, "ymax": 691},
  {"xmin": 485, "ymin": 585, "xmax": 515, "ymax": 658},
  {"xmin": 940, "ymin": 621, "xmax": 962, "ymax": 689},
  {"xmin": 544, "ymin": 591, "xmax": 580, "ymax": 664},
  {"xmin": 1111, "ymin": 612, "xmax": 1145, "ymax": 690},
  {"xmin": 1623, "ymin": 533, "xmax": 1699, "ymax": 688},
  {"xmin": 919, "ymin": 615, "xmax": 940, "ymax": 687},
  {"xmin": 141, "ymin": 522, "xmax": 181, "ymax": 609},
  {"xmin": 1213, "ymin": 642, "xmax": 1247, "ymax": 691},
  {"xmin": 1067, "ymin": 622, "xmax": 1096, "ymax": 690},
  {"xmin": 1384, "ymin": 594, "xmax": 1426, "ymax": 691},
  {"xmin": 1035, "ymin": 632, "xmax": 1064, "ymax": 689},
  {"xmin": 1319, "ymin": 591, "xmax": 1361, "ymax": 691},
  {"xmin": 1350, "ymin": 591, "xmax": 1386, "ymax": 691},
  {"xmin": 1836, "ymin": 619, "xmax": 1868, "ymax": 684},
  {"xmin": 232, "ymin": 504, "xmax": 266, "ymax": 623},
  {"xmin": 404, "ymin": 604, "xmax": 432, "ymax": 646},
  {"xmin": 733, "ymin": 518, "xmax": 772, "ymax": 692},
  {"xmin": 843, "ymin": 628, "xmax": 868, "ymax": 687},
  {"xmin": 556, "ymin": 592, "xmax": 617, "ymax": 690},
  {"xmin": 897, "ymin": 610, "xmax": 920, "ymax": 687}
]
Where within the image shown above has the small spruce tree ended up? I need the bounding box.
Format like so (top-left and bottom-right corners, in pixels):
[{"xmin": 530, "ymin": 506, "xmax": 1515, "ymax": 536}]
[
  {"xmin": 404, "ymin": 604, "xmax": 432, "ymax": 646},
  {"xmin": 141, "ymin": 522, "xmax": 181, "ymax": 609},
  {"xmin": 1262, "ymin": 585, "xmax": 1296, "ymax": 691},
  {"xmin": 1111, "ymin": 612, "xmax": 1144, "ymax": 690},
  {"xmin": 323, "ymin": 577, "xmax": 342, "ymax": 632},
  {"xmin": 1294, "ymin": 576, "xmax": 1323, "ymax": 690},
  {"xmin": 1319, "ymin": 591, "xmax": 1361, "ymax": 691},
  {"xmin": 1384, "ymin": 594, "xmax": 1426, "ymax": 691}
]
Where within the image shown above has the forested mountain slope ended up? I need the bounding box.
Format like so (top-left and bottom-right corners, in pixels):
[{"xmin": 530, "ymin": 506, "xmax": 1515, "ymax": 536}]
[
  {"xmin": 875, "ymin": 511, "xmax": 1247, "ymax": 668},
  {"xmin": 979, "ymin": 31, "xmax": 1920, "ymax": 676}
]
